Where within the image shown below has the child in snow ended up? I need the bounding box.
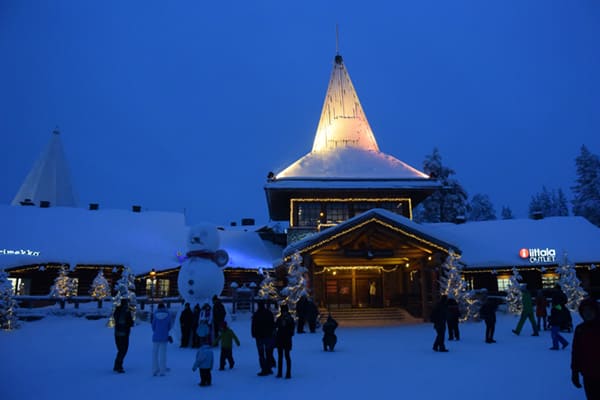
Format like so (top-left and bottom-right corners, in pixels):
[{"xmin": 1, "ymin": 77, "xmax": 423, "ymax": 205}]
[
  {"xmin": 192, "ymin": 338, "xmax": 214, "ymax": 386},
  {"xmin": 213, "ymin": 321, "xmax": 240, "ymax": 370}
]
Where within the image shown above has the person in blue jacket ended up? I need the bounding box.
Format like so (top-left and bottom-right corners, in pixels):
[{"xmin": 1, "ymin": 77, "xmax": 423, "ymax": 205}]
[
  {"xmin": 192, "ymin": 338, "xmax": 214, "ymax": 387},
  {"xmin": 152, "ymin": 303, "xmax": 172, "ymax": 376}
]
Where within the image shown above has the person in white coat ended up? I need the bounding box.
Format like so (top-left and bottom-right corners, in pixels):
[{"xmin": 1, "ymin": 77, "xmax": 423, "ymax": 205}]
[{"xmin": 152, "ymin": 303, "xmax": 172, "ymax": 376}]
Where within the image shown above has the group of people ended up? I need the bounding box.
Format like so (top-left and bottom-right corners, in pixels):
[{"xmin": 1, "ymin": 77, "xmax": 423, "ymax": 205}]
[
  {"xmin": 179, "ymin": 295, "xmax": 227, "ymax": 349},
  {"xmin": 430, "ymin": 290, "xmax": 600, "ymax": 400}
]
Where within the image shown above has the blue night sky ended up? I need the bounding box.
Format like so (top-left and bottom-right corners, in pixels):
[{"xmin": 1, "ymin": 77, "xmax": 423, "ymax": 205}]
[{"xmin": 1, "ymin": 1, "xmax": 599, "ymax": 226}]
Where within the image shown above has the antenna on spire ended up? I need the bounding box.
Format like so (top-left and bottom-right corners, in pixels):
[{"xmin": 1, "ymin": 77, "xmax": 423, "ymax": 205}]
[{"xmin": 335, "ymin": 24, "xmax": 340, "ymax": 55}]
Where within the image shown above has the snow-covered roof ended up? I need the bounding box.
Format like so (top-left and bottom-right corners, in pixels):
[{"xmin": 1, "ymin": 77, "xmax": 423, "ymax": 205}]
[
  {"xmin": 12, "ymin": 129, "xmax": 77, "ymax": 207},
  {"xmin": 273, "ymin": 54, "xmax": 429, "ymax": 181},
  {"xmin": 0, "ymin": 205, "xmax": 283, "ymax": 273},
  {"xmin": 427, "ymin": 216, "xmax": 600, "ymax": 268}
]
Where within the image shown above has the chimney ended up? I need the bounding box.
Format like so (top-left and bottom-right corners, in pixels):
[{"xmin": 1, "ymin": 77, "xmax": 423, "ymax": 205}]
[
  {"xmin": 132, "ymin": 205, "xmax": 141, "ymax": 212},
  {"xmin": 230, "ymin": 221, "xmax": 237, "ymax": 227},
  {"xmin": 89, "ymin": 203, "xmax": 99, "ymax": 210},
  {"xmin": 39, "ymin": 200, "xmax": 50, "ymax": 208}
]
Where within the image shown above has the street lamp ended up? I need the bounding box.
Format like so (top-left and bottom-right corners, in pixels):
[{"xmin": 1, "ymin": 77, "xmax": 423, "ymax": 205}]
[{"xmin": 149, "ymin": 268, "xmax": 157, "ymax": 321}]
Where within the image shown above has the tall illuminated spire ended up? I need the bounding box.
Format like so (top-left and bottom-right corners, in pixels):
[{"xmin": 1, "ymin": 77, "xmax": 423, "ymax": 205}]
[{"xmin": 311, "ymin": 52, "xmax": 379, "ymax": 153}]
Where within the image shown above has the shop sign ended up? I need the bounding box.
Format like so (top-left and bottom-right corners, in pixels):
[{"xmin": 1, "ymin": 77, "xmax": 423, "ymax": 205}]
[
  {"xmin": 519, "ymin": 248, "xmax": 556, "ymax": 263},
  {"xmin": 0, "ymin": 248, "xmax": 41, "ymax": 257}
]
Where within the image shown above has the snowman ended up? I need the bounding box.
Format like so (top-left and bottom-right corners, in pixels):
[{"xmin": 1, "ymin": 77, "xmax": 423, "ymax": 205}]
[{"xmin": 177, "ymin": 223, "xmax": 229, "ymax": 305}]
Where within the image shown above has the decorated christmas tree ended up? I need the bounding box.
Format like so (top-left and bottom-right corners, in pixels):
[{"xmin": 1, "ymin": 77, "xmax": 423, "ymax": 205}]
[
  {"xmin": 49, "ymin": 265, "xmax": 76, "ymax": 308},
  {"xmin": 0, "ymin": 269, "xmax": 19, "ymax": 330},
  {"xmin": 279, "ymin": 252, "xmax": 309, "ymax": 318},
  {"xmin": 557, "ymin": 253, "xmax": 587, "ymax": 312},
  {"xmin": 257, "ymin": 268, "xmax": 279, "ymax": 304},
  {"xmin": 506, "ymin": 267, "xmax": 523, "ymax": 314},
  {"xmin": 108, "ymin": 267, "xmax": 137, "ymax": 327},
  {"xmin": 89, "ymin": 270, "xmax": 111, "ymax": 308},
  {"xmin": 439, "ymin": 250, "xmax": 478, "ymax": 321}
]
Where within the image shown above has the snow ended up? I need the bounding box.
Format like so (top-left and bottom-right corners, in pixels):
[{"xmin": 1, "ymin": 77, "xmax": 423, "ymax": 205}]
[{"xmin": 0, "ymin": 305, "xmax": 583, "ymax": 400}]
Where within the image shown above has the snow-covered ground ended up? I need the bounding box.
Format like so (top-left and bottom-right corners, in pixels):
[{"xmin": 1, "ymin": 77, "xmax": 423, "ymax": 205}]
[{"xmin": 1, "ymin": 305, "xmax": 584, "ymax": 400}]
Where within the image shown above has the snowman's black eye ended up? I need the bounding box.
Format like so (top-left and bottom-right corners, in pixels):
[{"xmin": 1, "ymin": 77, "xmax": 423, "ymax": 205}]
[{"xmin": 188, "ymin": 280, "xmax": 194, "ymax": 285}]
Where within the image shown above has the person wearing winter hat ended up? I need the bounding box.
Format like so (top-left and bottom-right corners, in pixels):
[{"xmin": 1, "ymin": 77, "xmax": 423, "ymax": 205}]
[
  {"xmin": 570, "ymin": 298, "xmax": 600, "ymax": 399},
  {"xmin": 213, "ymin": 321, "xmax": 240, "ymax": 370},
  {"xmin": 275, "ymin": 303, "xmax": 295, "ymax": 378}
]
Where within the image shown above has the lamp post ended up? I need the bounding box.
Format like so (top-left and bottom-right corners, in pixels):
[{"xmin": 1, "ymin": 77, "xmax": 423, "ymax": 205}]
[{"xmin": 149, "ymin": 268, "xmax": 156, "ymax": 321}]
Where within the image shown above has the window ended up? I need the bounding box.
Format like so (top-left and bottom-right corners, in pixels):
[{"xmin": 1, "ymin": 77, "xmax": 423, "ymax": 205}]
[
  {"xmin": 146, "ymin": 278, "xmax": 169, "ymax": 297},
  {"xmin": 7, "ymin": 278, "xmax": 17, "ymax": 295},
  {"xmin": 542, "ymin": 273, "xmax": 559, "ymax": 289},
  {"xmin": 158, "ymin": 279, "xmax": 170, "ymax": 297},
  {"xmin": 325, "ymin": 203, "xmax": 349, "ymax": 224},
  {"xmin": 296, "ymin": 202, "xmax": 321, "ymax": 227},
  {"xmin": 497, "ymin": 276, "xmax": 510, "ymax": 292},
  {"xmin": 71, "ymin": 278, "xmax": 79, "ymax": 296}
]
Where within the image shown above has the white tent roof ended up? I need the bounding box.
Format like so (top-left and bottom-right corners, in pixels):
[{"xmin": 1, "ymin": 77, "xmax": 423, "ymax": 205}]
[
  {"xmin": 275, "ymin": 54, "xmax": 428, "ymax": 181},
  {"xmin": 0, "ymin": 205, "xmax": 282, "ymax": 274},
  {"xmin": 12, "ymin": 129, "xmax": 77, "ymax": 207}
]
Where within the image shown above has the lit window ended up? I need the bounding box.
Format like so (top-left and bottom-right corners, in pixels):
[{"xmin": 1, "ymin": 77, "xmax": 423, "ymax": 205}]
[
  {"xmin": 7, "ymin": 278, "xmax": 17, "ymax": 295},
  {"xmin": 542, "ymin": 273, "xmax": 559, "ymax": 289},
  {"xmin": 497, "ymin": 276, "xmax": 510, "ymax": 292}
]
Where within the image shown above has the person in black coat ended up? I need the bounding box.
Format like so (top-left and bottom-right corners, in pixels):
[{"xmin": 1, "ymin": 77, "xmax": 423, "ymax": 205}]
[
  {"xmin": 479, "ymin": 294, "xmax": 497, "ymax": 343},
  {"xmin": 305, "ymin": 298, "xmax": 319, "ymax": 333},
  {"xmin": 322, "ymin": 314, "xmax": 338, "ymax": 351},
  {"xmin": 431, "ymin": 295, "xmax": 449, "ymax": 352},
  {"xmin": 251, "ymin": 301, "xmax": 275, "ymax": 376},
  {"xmin": 296, "ymin": 295, "xmax": 307, "ymax": 334},
  {"xmin": 275, "ymin": 304, "xmax": 295, "ymax": 379},
  {"xmin": 179, "ymin": 303, "xmax": 193, "ymax": 348},
  {"xmin": 446, "ymin": 297, "xmax": 460, "ymax": 341},
  {"xmin": 113, "ymin": 299, "xmax": 134, "ymax": 373},
  {"xmin": 192, "ymin": 304, "xmax": 201, "ymax": 348},
  {"xmin": 548, "ymin": 302, "xmax": 569, "ymax": 350},
  {"xmin": 212, "ymin": 295, "xmax": 226, "ymax": 345}
]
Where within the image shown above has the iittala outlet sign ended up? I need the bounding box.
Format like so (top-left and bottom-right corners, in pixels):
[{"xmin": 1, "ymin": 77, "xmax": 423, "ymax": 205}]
[{"xmin": 519, "ymin": 248, "xmax": 556, "ymax": 263}]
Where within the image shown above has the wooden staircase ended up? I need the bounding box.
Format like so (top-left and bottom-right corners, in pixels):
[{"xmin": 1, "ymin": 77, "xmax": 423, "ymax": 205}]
[{"xmin": 318, "ymin": 307, "xmax": 421, "ymax": 327}]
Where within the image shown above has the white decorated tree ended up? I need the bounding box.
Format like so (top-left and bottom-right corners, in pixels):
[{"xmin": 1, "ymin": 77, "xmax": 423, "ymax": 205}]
[
  {"xmin": 279, "ymin": 252, "xmax": 309, "ymax": 318},
  {"xmin": 506, "ymin": 267, "xmax": 523, "ymax": 314},
  {"xmin": 439, "ymin": 250, "xmax": 478, "ymax": 321},
  {"xmin": 89, "ymin": 270, "xmax": 111, "ymax": 308},
  {"xmin": 108, "ymin": 267, "xmax": 137, "ymax": 327},
  {"xmin": 257, "ymin": 268, "xmax": 279, "ymax": 304},
  {"xmin": 49, "ymin": 265, "xmax": 76, "ymax": 309},
  {"xmin": 557, "ymin": 253, "xmax": 587, "ymax": 312},
  {"xmin": 0, "ymin": 269, "xmax": 19, "ymax": 330}
]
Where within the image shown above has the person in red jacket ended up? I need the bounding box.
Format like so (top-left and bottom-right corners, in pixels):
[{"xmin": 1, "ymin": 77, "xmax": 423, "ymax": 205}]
[{"xmin": 571, "ymin": 298, "xmax": 600, "ymax": 400}]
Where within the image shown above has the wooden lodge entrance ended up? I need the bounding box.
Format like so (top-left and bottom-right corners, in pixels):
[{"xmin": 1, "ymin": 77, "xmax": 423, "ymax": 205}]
[{"xmin": 284, "ymin": 209, "xmax": 461, "ymax": 319}]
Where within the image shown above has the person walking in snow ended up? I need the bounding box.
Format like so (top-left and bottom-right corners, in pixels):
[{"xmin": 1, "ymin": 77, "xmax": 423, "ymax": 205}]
[
  {"xmin": 446, "ymin": 297, "xmax": 460, "ymax": 341},
  {"xmin": 548, "ymin": 302, "xmax": 569, "ymax": 350},
  {"xmin": 112, "ymin": 298, "xmax": 134, "ymax": 373},
  {"xmin": 431, "ymin": 295, "xmax": 449, "ymax": 352},
  {"xmin": 535, "ymin": 290, "xmax": 548, "ymax": 331},
  {"xmin": 152, "ymin": 303, "xmax": 172, "ymax": 376},
  {"xmin": 512, "ymin": 286, "xmax": 539, "ymax": 336},
  {"xmin": 213, "ymin": 321, "xmax": 240, "ymax": 370},
  {"xmin": 322, "ymin": 314, "xmax": 338, "ymax": 351},
  {"xmin": 212, "ymin": 295, "xmax": 226, "ymax": 345},
  {"xmin": 192, "ymin": 338, "xmax": 214, "ymax": 387},
  {"xmin": 179, "ymin": 303, "xmax": 193, "ymax": 348},
  {"xmin": 571, "ymin": 298, "xmax": 600, "ymax": 399},
  {"xmin": 275, "ymin": 303, "xmax": 295, "ymax": 379},
  {"xmin": 479, "ymin": 293, "xmax": 497, "ymax": 343},
  {"xmin": 251, "ymin": 300, "xmax": 275, "ymax": 376}
]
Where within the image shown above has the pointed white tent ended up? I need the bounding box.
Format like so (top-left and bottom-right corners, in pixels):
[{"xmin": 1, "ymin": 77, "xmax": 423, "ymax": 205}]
[
  {"xmin": 11, "ymin": 129, "xmax": 77, "ymax": 207},
  {"xmin": 275, "ymin": 53, "xmax": 429, "ymax": 180}
]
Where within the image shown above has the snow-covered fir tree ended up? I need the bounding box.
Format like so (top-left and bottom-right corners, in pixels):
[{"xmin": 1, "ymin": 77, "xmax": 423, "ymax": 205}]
[
  {"xmin": 108, "ymin": 267, "xmax": 137, "ymax": 326},
  {"xmin": 556, "ymin": 253, "xmax": 587, "ymax": 312},
  {"xmin": 257, "ymin": 268, "xmax": 279, "ymax": 304},
  {"xmin": 413, "ymin": 148, "xmax": 468, "ymax": 223},
  {"xmin": 467, "ymin": 193, "xmax": 497, "ymax": 221},
  {"xmin": 49, "ymin": 265, "xmax": 76, "ymax": 308},
  {"xmin": 0, "ymin": 269, "xmax": 19, "ymax": 330},
  {"xmin": 89, "ymin": 270, "xmax": 111, "ymax": 307},
  {"xmin": 529, "ymin": 186, "xmax": 569, "ymax": 218},
  {"xmin": 501, "ymin": 206, "xmax": 514, "ymax": 220},
  {"xmin": 572, "ymin": 145, "xmax": 600, "ymax": 227},
  {"xmin": 439, "ymin": 250, "xmax": 477, "ymax": 321},
  {"xmin": 279, "ymin": 252, "xmax": 309, "ymax": 318},
  {"xmin": 506, "ymin": 267, "xmax": 523, "ymax": 314}
]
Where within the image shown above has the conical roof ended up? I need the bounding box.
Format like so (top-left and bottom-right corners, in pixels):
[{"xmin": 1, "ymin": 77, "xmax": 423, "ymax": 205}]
[
  {"xmin": 275, "ymin": 54, "xmax": 428, "ymax": 180},
  {"xmin": 12, "ymin": 129, "xmax": 77, "ymax": 207}
]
